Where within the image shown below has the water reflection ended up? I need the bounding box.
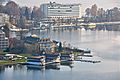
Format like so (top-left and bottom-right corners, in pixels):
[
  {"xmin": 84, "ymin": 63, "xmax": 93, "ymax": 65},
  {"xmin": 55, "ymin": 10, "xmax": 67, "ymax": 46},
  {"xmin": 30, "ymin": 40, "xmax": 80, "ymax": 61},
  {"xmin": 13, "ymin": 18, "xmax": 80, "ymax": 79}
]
[
  {"xmin": 0, "ymin": 66, "xmax": 5, "ymax": 73},
  {"xmin": 27, "ymin": 63, "xmax": 61, "ymax": 71},
  {"xmin": 0, "ymin": 30, "xmax": 120, "ymax": 80},
  {"xmin": 26, "ymin": 62, "xmax": 74, "ymax": 71},
  {"xmin": 26, "ymin": 65, "xmax": 45, "ymax": 70}
]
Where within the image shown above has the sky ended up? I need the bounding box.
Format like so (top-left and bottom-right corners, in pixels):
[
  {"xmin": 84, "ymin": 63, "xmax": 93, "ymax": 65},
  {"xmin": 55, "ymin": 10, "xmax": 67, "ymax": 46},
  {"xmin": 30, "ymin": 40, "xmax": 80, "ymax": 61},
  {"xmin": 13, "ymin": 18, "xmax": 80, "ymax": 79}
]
[{"xmin": 12, "ymin": 0, "xmax": 119, "ymax": 12}]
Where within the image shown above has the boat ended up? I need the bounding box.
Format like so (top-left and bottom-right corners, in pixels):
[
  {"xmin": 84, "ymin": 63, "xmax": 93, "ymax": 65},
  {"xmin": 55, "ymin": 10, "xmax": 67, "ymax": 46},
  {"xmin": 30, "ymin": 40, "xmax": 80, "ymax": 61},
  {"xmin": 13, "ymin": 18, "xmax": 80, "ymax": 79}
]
[
  {"xmin": 60, "ymin": 53, "xmax": 75, "ymax": 61},
  {"xmin": 80, "ymin": 48, "xmax": 91, "ymax": 53},
  {"xmin": 76, "ymin": 56, "xmax": 101, "ymax": 63},
  {"xmin": 78, "ymin": 50, "xmax": 92, "ymax": 57},
  {"xmin": 76, "ymin": 52, "xmax": 101, "ymax": 63},
  {"xmin": 83, "ymin": 48, "xmax": 91, "ymax": 53},
  {"xmin": 26, "ymin": 56, "xmax": 45, "ymax": 66},
  {"xmin": 45, "ymin": 53, "xmax": 61, "ymax": 64}
]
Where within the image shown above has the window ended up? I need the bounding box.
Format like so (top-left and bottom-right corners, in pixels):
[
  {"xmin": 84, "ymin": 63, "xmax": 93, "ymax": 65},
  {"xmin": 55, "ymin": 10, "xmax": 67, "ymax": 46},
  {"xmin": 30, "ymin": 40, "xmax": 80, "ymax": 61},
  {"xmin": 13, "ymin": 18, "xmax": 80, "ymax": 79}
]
[
  {"xmin": 66, "ymin": 10, "xmax": 72, "ymax": 12},
  {"xmin": 49, "ymin": 7, "xmax": 54, "ymax": 9}
]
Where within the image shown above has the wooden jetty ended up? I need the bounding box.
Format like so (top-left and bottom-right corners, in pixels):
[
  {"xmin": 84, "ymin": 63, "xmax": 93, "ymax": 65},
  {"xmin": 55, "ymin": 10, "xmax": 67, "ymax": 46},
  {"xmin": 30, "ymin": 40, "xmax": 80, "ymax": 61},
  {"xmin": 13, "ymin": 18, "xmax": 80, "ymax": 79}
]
[{"xmin": 75, "ymin": 59, "xmax": 101, "ymax": 63}]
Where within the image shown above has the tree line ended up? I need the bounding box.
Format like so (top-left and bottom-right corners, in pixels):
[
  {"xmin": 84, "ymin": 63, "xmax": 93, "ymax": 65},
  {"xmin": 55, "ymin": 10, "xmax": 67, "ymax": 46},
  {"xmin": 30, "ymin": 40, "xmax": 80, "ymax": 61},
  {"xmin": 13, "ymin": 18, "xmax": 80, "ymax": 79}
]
[
  {"xmin": 0, "ymin": 1, "xmax": 44, "ymax": 28},
  {"xmin": 84, "ymin": 4, "xmax": 120, "ymax": 23}
]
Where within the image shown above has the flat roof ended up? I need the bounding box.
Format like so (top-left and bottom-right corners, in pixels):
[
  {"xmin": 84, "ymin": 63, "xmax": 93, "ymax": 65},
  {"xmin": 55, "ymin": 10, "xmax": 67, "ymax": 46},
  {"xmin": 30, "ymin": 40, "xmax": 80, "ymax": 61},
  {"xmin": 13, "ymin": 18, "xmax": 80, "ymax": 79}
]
[{"xmin": 42, "ymin": 2, "xmax": 81, "ymax": 6}]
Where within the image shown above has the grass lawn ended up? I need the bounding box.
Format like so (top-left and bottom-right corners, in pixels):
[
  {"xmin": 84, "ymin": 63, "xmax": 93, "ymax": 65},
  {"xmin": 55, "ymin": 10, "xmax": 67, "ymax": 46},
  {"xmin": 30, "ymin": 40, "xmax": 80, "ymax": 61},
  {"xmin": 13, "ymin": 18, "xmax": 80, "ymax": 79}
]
[
  {"xmin": 0, "ymin": 58, "xmax": 26, "ymax": 65},
  {"xmin": 19, "ymin": 53, "xmax": 32, "ymax": 57}
]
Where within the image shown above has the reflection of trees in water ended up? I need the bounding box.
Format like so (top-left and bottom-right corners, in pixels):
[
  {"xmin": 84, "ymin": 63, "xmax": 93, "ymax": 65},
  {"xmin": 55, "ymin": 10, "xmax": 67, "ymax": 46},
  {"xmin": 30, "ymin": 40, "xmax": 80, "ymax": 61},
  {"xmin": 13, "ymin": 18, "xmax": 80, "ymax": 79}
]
[
  {"xmin": 13, "ymin": 65, "xmax": 25, "ymax": 71},
  {"xmin": 0, "ymin": 66, "xmax": 5, "ymax": 73}
]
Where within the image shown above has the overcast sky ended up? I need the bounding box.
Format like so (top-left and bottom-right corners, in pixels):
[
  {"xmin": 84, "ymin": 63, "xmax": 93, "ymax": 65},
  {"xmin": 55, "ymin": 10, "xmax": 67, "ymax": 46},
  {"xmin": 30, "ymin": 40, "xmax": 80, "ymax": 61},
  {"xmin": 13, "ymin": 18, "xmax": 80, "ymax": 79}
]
[{"xmin": 12, "ymin": 0, "xmax": 118, "ymax": 11}]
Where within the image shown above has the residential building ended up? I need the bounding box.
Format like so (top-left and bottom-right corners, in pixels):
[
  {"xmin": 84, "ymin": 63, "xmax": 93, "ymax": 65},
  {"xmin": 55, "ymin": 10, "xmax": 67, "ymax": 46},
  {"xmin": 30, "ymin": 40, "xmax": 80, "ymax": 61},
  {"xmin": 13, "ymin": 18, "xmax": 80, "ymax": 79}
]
[
  {"xmin": 24, "ymin": 34, "xmax": 40, "ymax": 53},
  {"xmin": 40, "ymin": 2, "xmax": 82, "ymax": 19},
  {"xmin": 0, "ymin": 13, "xmax": 9, "ymax": 25},
  {"xmin": 24, "ymin": 35, "xmax": 58, "ymax": 53},
  {"xmin": 39, "ymin": 38, "xmax": 52, "ymax": 53},
  {"xmin": 0, "ymin": 30, "xmax": 9, "ymax": 50}
]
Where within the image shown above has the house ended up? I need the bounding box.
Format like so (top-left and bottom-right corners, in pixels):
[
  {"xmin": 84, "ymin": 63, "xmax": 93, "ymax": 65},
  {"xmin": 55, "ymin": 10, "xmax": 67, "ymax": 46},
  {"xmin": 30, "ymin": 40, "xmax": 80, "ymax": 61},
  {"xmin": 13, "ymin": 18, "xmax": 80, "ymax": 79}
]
[
  {"xmin": 4, "ymin": 54, "xmax": 23, "ymax": 60},
  {"xmin": 4, "ymin": 54, "xmax": 17, "ymax": 60},
  {"xmin": 0, "ymin": 13, "xmax": 9, "ymax": 25},
  {"xmin": 24, "ymin": 34, "xmax": 40, "ymax": 53},
  {"xmin": 24, "ymin": 35, "xmax": 59, "ymax": 53}
]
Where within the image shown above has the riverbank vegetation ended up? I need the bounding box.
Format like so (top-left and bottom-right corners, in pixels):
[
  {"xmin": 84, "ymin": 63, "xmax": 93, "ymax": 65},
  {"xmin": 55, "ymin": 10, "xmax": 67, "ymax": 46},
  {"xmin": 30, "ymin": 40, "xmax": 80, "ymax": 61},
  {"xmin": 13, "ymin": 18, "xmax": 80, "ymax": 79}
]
[{"xmin": 0, "ymin": 58, "xmax": 26, "ymax": 66}]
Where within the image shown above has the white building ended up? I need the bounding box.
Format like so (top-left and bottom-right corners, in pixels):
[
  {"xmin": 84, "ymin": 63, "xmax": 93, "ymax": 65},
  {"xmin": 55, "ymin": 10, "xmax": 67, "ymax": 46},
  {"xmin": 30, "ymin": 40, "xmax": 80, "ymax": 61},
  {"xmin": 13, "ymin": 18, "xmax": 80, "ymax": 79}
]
[
  {"xmin": 0, "ymin": 30, "xmax": 9, "ymax": 50},
  {"xmin": 40, "ymin": 2, "xmax": 82, "ymax": 19},
  {"xmin": 0, "ymin": 13, "xmax": 9, "ymax": 25}
]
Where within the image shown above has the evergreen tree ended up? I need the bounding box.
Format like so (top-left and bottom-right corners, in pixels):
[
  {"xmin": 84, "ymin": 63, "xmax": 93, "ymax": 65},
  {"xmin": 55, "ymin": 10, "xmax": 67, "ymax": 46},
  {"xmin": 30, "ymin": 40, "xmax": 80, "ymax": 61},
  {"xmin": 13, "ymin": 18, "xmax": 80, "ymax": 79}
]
[
  {"xmin": 25, "ymin": 7, "xmax": 29, "ymax": 20},
  {"xmin": 58, "ymin": 42, "xmax": 62, "ymax": 52}
]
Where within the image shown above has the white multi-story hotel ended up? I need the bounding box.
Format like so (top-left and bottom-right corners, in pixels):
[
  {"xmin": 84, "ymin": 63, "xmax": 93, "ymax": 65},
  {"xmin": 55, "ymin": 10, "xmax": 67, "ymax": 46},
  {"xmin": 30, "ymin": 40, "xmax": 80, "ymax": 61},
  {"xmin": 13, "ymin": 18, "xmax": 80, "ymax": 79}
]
[
  {"xmin": 0, "ymin": 30, "xmax": 9, "ymax": 50},
  {"xmin": 40, "ymin": 2, "xmax": 82, "ymax": 19}
]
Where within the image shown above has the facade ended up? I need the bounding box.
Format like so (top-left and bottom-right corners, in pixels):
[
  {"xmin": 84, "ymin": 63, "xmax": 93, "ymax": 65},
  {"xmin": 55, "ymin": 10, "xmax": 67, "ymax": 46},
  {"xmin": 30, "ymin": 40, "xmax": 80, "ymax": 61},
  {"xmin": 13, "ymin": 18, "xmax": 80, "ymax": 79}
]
[
  {"xmin": 40, "ymin": 2, "xmax": 82, "ymax": 19},
  {"xmin": 39, "ymin": 38, "xmax": 54, "ymax": 53},
  {"xmin": 0, "ymin": 13, "xmax": 9, "ymax": 25},
  {"xmin": 0, "ymin": 30, "xmax": 9, "ymax": 50},
  {"xmin": 24, "ymin": 35, "xmax": 40, "ymax": 53},
  {"xmin": 24, "ymin": 35, "xmax": 58, "ymax": 53}
]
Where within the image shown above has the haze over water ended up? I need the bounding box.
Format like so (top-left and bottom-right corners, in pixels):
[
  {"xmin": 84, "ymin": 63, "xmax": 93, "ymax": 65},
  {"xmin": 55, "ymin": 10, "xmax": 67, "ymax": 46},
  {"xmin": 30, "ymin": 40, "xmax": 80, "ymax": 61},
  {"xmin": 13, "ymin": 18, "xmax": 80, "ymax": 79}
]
[{"xmin": 0, "ymin": 30, "xmax": 120, "ymax": 80}]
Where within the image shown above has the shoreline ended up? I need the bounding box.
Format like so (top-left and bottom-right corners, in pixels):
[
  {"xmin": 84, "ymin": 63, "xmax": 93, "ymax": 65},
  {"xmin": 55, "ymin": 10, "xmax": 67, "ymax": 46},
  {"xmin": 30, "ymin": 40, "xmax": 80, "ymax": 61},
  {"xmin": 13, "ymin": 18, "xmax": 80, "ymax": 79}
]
[
  {"xmin": 0, "ymin": 63, "xmax": 18, "ymax": 66},
  {"xmin": 0, "ymin": 59, "xmax": 26, "ymax": 66}
]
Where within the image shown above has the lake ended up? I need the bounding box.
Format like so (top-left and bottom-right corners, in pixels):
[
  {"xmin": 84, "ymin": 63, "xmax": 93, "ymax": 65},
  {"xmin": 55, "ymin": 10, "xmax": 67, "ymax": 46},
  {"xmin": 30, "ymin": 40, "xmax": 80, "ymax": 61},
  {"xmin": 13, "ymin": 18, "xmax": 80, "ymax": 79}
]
[{"xmin": 0, "ymin": 30, "xmax": 120, "ymax": 80}]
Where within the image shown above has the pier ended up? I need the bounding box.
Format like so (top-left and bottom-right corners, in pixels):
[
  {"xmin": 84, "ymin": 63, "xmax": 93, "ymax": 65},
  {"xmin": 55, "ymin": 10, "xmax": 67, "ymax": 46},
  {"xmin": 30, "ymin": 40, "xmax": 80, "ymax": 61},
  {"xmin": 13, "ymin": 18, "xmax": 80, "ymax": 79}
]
[
  {"xmin": 75, "ymin": 59, "xmax": 101, "ymax": 63},
  {"xmin": 51, "ymin": 21, "xmax": 120, "ymax": 31}
]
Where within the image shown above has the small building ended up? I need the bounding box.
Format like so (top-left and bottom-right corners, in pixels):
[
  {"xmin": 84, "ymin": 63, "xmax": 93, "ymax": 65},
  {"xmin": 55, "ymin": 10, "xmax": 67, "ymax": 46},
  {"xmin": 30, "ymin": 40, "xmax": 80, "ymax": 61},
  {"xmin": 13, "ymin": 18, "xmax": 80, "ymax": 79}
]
[
  {"xmin": 0, "ymin": 13, "xmax": 9, "ymax": 25},
  {"xmin": 39, "ymin": 38, "xmax": 52, "ymax": 53},
  {"xmin": 4, "ymin": 54, "xmax": 17, "ymax": 60},
  {"xmin": 24, "ymin": 34, "xmax": 40, "ymax": 53},
  {"xmin": 24, "ymin": 35, "xmax": 58, "ymax": 53},
  {"xmin": 4, "ymin": 54, "xmax": 23, "ymax": 60},
  {"xmin": 39, "ymin": 38, "xmax": 61, "ymax": 53}
]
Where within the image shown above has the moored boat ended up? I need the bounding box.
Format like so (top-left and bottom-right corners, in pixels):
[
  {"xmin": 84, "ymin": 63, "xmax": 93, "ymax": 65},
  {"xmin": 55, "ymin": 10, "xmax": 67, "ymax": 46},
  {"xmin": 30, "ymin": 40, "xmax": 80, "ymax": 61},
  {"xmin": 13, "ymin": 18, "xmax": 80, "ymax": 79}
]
[
  {"xmin": 60, "ymin": 53, "xmax": 74, "ymax": 61},
  {"xmin": 26, "ymin": 56, "xmax": 45, "ymax": 66}
]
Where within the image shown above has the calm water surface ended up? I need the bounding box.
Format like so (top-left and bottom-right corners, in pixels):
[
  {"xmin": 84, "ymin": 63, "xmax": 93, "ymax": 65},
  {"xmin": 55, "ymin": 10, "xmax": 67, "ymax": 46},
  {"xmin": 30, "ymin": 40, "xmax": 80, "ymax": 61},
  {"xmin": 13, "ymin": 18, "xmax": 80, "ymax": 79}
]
[{"xmin": 0, "ymin": 30, "xmax": 120, "ymax": 80}]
